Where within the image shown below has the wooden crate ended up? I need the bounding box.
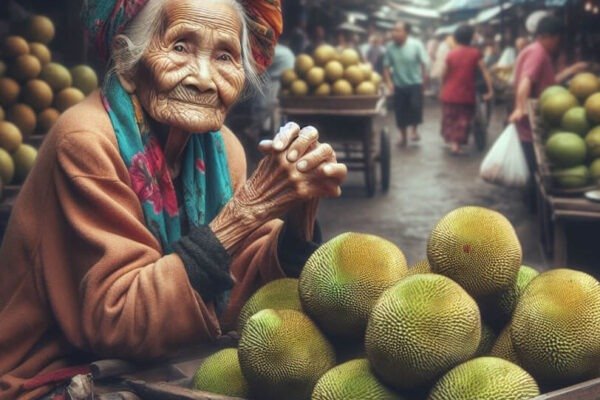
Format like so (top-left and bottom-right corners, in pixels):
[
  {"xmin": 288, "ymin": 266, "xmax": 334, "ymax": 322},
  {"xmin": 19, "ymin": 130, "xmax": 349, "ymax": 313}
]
[{"xmin": 279, "ymin": 94, "xmax": 384, "ymax": 115}]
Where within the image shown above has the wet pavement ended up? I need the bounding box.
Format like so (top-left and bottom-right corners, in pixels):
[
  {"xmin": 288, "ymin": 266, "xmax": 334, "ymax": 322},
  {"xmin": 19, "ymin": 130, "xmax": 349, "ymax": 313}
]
[{"xmin": 317, "ymin": 99, "xmax": 550, "ymax": 270}]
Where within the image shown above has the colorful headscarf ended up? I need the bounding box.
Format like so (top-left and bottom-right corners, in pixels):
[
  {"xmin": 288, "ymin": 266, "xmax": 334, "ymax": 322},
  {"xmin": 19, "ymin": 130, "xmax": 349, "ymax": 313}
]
[{"xmin": 82, "ymin": 0, "xmax": 283, "ymax": 72}]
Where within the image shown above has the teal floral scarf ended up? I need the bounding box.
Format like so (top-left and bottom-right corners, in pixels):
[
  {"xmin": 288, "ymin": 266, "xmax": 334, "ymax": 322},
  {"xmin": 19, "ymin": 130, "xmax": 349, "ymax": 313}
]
[{"xmin": 101, "ymin": 74, "xmax": 233, "ymax": 252}]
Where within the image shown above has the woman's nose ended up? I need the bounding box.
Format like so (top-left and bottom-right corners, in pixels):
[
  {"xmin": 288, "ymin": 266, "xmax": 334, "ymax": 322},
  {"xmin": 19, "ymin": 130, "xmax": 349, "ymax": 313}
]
[{"xmin": 185, "ymin": 56, "xmax": 217, "ymax": 93}]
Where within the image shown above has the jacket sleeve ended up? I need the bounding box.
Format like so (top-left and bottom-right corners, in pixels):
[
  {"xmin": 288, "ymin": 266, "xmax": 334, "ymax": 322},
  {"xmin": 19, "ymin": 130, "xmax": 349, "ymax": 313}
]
[{"xmin": 52, "ymin": 131, "xmax": 222, "ymax": 360}]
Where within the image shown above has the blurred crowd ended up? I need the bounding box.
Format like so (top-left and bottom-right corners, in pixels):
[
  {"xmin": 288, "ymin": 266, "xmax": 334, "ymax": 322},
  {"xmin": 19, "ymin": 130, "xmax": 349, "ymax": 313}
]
[{"xmin": 234, "ymin": 12, "xmax": 596, "ymax": 162}]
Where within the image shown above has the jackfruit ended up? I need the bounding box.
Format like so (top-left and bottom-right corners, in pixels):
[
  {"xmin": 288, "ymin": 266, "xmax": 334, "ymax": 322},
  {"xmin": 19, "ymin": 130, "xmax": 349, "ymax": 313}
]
[
  {"xmin": 365, "ymin": 274, "xmax": 481, "ymax": 390},
  {"xmin": 237, "ymin": 278, "xmax": 302, "ymax": 331},
  {"xmin": 475, "ymin": 324, "xmax": 497, "ymax": 357},
  {"xmin": 407, "ymin": 259, "xmax": 431, "ymax": 275},
  {"xmin": 312, "ymin": 359, "xmax": 404, "ymax": 400},
  {"xmin": 238, "ymin": 309, "xmax": 335, "ymax": 400},
  {"xmin": 7, "ymin": 104, "xmax": 36, "ymax": 138},
  {"xmin": 427, "ymin": 206, "xmax": 522, "ymax": 297},
  {"xmin": 22, "ymin": 80, "xmax": 53, "ymax": 111},
  {"xmin": 480, "ymin": 265, "xmax": 539, "ymax": 329},
  {"xmin": 427, "ymin": 357, "xmax": 540, "ymax": 400},
  {"xmin": 510, "ymin": 268, "xmax": 600, "ymax": 385},
  {"xmin": 192, "ymin": 348, "xmax": 249, "ymax": 398},
  {"xmin": 299, "ymin": 233, "xmax": 407, "ymax": 337},
  {"xmin": 490, "ymin": 326, "xmax": 519, "ymax": 364},
  {"xmin": 0, "ymin": 121, "xmax": 23, "ymax": 152}
]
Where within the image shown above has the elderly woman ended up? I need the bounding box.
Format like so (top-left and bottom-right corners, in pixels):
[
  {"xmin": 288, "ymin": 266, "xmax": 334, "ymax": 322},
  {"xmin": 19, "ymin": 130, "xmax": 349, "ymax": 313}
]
[{"xmin": 0, "ymin": 0, "xmax": 346, "ymax": 398}]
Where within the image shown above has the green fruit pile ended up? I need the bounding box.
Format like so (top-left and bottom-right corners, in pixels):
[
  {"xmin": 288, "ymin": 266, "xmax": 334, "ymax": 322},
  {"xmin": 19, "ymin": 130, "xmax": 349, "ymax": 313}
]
[
  {"xmin": 539, "ymin": 73, "xmax": 600, "ymax": 188},
  {"xmin": 191, "ymin": 206, "xmax": 599, "ymax": 399},
  {"xmin": 0, "ymin": 15, "xmax": 98, "ymax": 137},
  {"xmin": 280, "ymin": 45, "xmax": 382, "ymax": 97}
]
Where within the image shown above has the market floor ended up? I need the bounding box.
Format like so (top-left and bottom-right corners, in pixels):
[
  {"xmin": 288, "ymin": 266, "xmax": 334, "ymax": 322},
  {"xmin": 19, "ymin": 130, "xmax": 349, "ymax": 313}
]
[{"xmin": 317, "ymin": 99, "xmax": 551, "ymax": 270}]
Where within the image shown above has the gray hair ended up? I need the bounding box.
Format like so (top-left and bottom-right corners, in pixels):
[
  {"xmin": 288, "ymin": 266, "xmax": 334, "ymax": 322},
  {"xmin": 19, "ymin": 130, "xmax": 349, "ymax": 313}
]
[{"xmin": 109, "ymin": 0, "xmax": 262, "ymax": 95}]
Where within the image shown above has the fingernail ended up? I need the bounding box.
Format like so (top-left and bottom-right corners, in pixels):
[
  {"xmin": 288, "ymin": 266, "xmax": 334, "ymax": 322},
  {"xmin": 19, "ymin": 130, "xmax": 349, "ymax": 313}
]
[
  {"xmin": 259, "ymin": 139, "xmax": 272, "ymax": 146},
  {"xmin": 324, "ymin": 165, "xmax": 332, "ymax": 175},
  {"xmin": 297, "ymin": 160, "xmax": 308, "ymax": 171},
  {"xmin": 288, "ymin": 149, "xmax": 298, "ymax": 162},
  {"xmin": 274, "ymin": 139, "xmax": 284, "ymax": 150},
  {"xmin": 300, "ymin": 125, "xmax": 317, "ymax": 138}
]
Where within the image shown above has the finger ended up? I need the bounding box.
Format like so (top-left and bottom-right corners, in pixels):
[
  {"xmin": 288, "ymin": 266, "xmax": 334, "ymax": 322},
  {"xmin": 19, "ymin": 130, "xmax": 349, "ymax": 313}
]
[
  {"xmin": 258, "ymin": 139, "xmax": 274, "ymax": 154},
  {"xmin": 287, "ymin": 126, "xmax": 319, "ymax": 162},
  {"xmin": 297, "ymin": 179, "xmax": 342, "ymax": 199},
  {"xmin": 273, "ymin": 122, "xmax": 301, "ymax": 151},
  {"xmin": 296, "ymin": 143, "xmax": 334, "ymax": 172},
  {"xmin": 318, "ymin": 162, "xmax": 348, "ymax": 181}
]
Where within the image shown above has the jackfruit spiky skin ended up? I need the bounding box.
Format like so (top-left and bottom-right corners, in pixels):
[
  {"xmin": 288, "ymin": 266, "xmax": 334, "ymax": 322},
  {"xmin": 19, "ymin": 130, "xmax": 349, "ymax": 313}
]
[
  {"xmin": 407, "ymin": 259, "xmax": 431, "ymax": 276},
  {"xmin": 239, "ymin": 309, "xmax": 335, "ymax": 400},
  {"xmin": 475, "ymin": 323, "xmax": 497, "ymax": 357},
  {"xmin": 300, "ymin": 233, "xmax": 408, "ymax": 338},
  {"xmin": 510, "ymin": 268, "xmax": 600, "ymax": 385},
  {"xmin": 312, "ymin": 359, "xmax": 405, "ymax": 400},
  {"xmin": 490, "ymin": 326, "xmax": 519, "ymax": 364},
  {"xmin": 192, "ymin": 348, "xmax": 249, "ymax": 398},
  {"xmin": 480, "ymin": 265, "xmax": 539, "ymax": 329},
  {"xmin": 365, "ymin": 274, "xmax": 481, "ymax": 390},
  {"xmin": 427, "ymin": 357, "xmax": 540, "ymax": 400},
  {"xmin": 237, "ymin": 278, "xmax": 302, "ymax": 331},
  {"xmin": 427, "ymin": 206, "xmax": 522, "ymax": 297}
]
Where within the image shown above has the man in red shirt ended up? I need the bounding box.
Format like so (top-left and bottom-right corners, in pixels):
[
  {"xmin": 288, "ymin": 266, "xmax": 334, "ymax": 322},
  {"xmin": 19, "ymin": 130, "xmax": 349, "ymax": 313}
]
[{"xmin": 509, "ymin": 16, "xmax": 587, "ymax": 172}]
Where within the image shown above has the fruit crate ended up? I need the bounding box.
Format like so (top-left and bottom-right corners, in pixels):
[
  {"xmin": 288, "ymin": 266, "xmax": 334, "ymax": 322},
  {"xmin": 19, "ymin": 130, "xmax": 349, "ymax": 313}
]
[
  {"xmin": 529, "ymin": 100, "xmax": 598, "ymax": 196},
  {"xmin": 87, "ymin": 354, "xmax": 600, "ymax": 400}
]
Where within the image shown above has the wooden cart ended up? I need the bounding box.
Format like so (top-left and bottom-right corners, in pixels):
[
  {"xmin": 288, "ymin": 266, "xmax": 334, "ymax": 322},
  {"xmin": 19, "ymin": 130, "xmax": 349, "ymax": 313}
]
[
  {"xmin": 528, "ymin": 100, "xmax": 600, "ymax": 267},
  {"xmin": 279, "ymin": 95, "xmax": 390, "ymax": 198}
]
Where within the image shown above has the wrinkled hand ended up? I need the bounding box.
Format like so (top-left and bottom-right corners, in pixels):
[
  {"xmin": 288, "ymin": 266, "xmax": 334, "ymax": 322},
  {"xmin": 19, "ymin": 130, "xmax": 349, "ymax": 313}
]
[
  {"xmin": 242, "ymin": 122, "xmax": 347, "ymax": 223},
  {"xmin": 570, "ymin": 62, "xmax": 589, "ymax": 75}
]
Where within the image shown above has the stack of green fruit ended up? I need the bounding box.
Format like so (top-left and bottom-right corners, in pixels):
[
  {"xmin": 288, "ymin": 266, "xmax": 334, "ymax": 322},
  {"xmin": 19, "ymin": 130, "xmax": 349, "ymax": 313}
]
[
  {"xmin": 280, "ymin": 45, "xmax": 383, "ymax": 97},
  {"xmin": 0, "ymin": 15, "xmax": 100, "ymax": 189},
  {"xmin": 539, "ymin": 72, "xmax": 600, "ymax": 189},
  {"xmin": 191, "ymin": 206, "xmax": 600, "ymax": 400}
]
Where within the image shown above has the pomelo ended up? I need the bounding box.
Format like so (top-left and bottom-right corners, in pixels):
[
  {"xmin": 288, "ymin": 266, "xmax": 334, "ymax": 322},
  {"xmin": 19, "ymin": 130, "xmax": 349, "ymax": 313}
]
[
  {"xmin": 355, "ymin": 81, "xmax": 377, "ymax": 96},
  {"xmin": 313, "ymin": 45, "xmax": 337, "ymax": 66},
  {"xmin": 295, "ymin": 54, "xmax": 314, "ymax": 77},
  {"xmin": 344, "ymin": 65, "xmax": 365, "ymax": 86},
  {"xmin": 569, "ymin": 72, "xmax": 600, "ymax": 102},
  {"xmin": 305, "ymin": 67, "xmax": 325, "ymax": 87},
  {"xmin": 332, "ymin": 80, "xmax": 353, "ymax": 96},
  {"xmin": 339, "ymin": 48, "xmax": 360, "ymax": 67},
  {"xmin": 552, "ymin": 165, "xmax": 590, "ymax": 188},
  {"xmin": 313, "ymin": 83, "xmax": 331, "ymax": 96},
  {"xmin": 324, "ymin": 61, "xmax": 344, "ymax": 82},
  {"xmin": 561, "ymin": 107, "xmax": 590, "ymax": 136},
  {"xmin": 290, "ymin": 80, "xmax": 309, "ymax": 96},
  {"xmin": 540, "ymin": 85, "xmax": 568, "ymax": 106},
  {"xmin": 589, "ymin": 158, "xmax": 600, "ymax": 182},
  {"xmin": 70, "ymin": 65, "xmax": 98, "ymax": 95},
  {"xmin": 545, "ymin": 132, "xmax": 587, "ymax": 168},
  {"xmin": 585, "ymin": 93, "xmax": 600, "ymax": 124},
  {"xmin": 541, "ymin": 92, "xmax": 578, "ymax": 127},
  {"xmin": 280, "ymin": 69, "xmax": 297, "ymax": 88},
  {"xmin": 585, "ymin": 126, "xmax": 600, "ymax": 158}
]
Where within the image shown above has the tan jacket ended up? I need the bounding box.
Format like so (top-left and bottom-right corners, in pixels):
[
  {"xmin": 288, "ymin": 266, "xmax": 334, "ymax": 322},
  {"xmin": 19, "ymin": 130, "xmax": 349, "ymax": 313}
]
[{"xmin": 0, "ymin": 92, "xmax": 287, "ymax": 399}]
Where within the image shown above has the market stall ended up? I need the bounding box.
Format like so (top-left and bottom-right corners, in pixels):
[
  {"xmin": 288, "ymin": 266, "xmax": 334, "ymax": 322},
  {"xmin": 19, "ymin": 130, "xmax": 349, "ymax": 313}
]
[{"xmin": 529, "ymin": 95, "xmax": 600, "ymax": 267}]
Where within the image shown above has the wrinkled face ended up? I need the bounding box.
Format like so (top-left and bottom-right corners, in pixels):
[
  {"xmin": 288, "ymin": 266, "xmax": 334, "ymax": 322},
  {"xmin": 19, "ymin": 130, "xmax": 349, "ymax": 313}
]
[
  {"xmin": 392, "ymin": 24, "xmax": 407, "ymax": 44},
  {"xmin": 132, "ymin": 0, "xmax": 245, "ymax": 133}
]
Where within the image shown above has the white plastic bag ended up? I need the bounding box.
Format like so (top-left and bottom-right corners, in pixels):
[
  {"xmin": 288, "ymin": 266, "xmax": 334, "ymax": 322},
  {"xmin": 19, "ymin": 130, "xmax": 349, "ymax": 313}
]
[{"xmin": 479, "ymin": 123, "xmax": 530, "ymax": 188}]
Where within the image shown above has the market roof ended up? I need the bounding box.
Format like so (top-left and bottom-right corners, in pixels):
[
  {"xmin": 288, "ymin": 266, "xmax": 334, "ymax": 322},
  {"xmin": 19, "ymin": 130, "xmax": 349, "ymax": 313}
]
[
  {"xmin": 438, "ymin": 0, "xmax": 498, "ymax": 14},
  {"xmin": 388, "ymin": 3, "xmax": 441, "ymax": 19},
  {"xmin": 469, "ymin": 2, "xmax": 512, "ymax": 25}
]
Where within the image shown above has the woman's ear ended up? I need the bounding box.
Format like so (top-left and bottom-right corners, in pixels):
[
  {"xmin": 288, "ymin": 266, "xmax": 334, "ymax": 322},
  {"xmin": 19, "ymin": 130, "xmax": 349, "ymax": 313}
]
[
  {"xmin": 117, "ymin": 71, "xmax": 137, "ymax": 93},
  {"xmin": 112, "ymin": 35, "xmax": 137, "ymax": 93}
]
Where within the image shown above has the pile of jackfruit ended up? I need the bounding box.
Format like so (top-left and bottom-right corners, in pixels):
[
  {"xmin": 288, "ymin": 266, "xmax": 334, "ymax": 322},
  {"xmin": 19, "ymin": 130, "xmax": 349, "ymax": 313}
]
[{"xmin": 192, "ymin": 206, "xmax": 600, "ymax": 400}]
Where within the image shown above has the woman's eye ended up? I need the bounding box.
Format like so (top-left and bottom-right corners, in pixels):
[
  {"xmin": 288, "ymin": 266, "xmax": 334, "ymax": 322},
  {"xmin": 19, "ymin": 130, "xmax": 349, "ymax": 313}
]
[
  {"xmin": 173, "ymin": 43, "xmax": 186, "ymax": 53},
  {"xmin": 218, "ymin": 53, "xmax": 233, "ymax": 62}
]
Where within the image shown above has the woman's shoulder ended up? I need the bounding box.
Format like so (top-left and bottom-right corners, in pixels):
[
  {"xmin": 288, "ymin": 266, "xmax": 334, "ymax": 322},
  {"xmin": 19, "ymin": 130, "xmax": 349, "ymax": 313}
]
[
  {"xmin": 46, "ymin": 91, "xmax": 126, "ymax": 179},
  {"xmin": 49, "ymin": 91, "xmax": 118, "ymax": 149}
]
